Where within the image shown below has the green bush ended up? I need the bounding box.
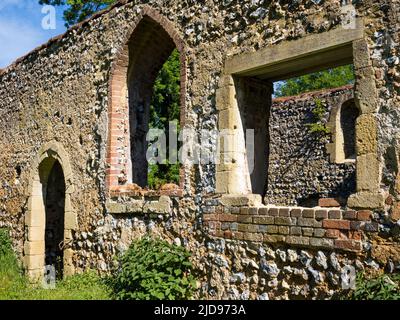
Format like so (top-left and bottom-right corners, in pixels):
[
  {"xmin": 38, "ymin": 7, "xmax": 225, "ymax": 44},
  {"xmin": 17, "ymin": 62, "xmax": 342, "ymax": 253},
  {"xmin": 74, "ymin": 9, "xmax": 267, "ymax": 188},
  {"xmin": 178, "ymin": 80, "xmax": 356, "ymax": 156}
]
[
  {"xmin": 344, "ymin": 272, "xmax": 400, "ymax": 300},
  {"xmin": 110, "ymin": 237, "xmax": 196, "ymax": 300}
]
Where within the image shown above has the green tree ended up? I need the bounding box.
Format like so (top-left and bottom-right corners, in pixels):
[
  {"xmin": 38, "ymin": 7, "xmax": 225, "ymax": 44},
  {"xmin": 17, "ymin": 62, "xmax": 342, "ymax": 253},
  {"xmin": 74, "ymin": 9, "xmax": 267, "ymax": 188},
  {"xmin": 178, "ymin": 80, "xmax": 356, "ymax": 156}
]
[
  {"xmin": 274, "ymin": 65, "xmax": 355, "ymax": 97},
  {"xmin": 39, "ymin": 0, "xmax": 115, "ymax": 27},
  {"xmin": 148, "ymin": 50, "xmax": 181, "ymax": 189}
]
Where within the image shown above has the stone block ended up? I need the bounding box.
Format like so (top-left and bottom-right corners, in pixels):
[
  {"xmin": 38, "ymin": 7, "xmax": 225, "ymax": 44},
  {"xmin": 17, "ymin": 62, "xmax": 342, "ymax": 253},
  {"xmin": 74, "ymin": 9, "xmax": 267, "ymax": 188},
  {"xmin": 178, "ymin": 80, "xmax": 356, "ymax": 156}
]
[
  {"xmin": 290, "ymin": 208, "xmax": 302, "ymax": 217},
  {"xmin": 63, "ymin": 265, "xmax": 75, "ymax": 277},
  {"xmin": 264, "ymin": 234, "xmax": 285, "ymax": 243},
  {"xmin": 326, "ymin": 229, "xmax": 340, "ymax": 239},
  {"xmin": 64, "ymin": 211, "xmax": 77, "ymax": 230},
  {"xmin": 357, "ymin": 210, "xmax": 372, "ymax": 221},
  {"xmin": 243, "ymin": 232, "xmax": 263, "ymax": 242},
  {"xmin": 285, "ymin": 236, "xmax": 310, "ymax": 246},
  {"xmin": 27, "ymin": 269, "xmax": 43, "ymax": 283},
  {"xmin": 343, "ymin": 210, "xmax": 357, "ymax": 220},
  {"xmin": 238, "ymin": 224, "xmax": 258, "ymax": 233},
  {"xmin": 356, "ymin": 154, "xmax": 380, "ymax": 192},
  {"xmin": 279, "ymin": 208, "xmax": 290, "ymax": 217},
  {"xmin": 126, "ymin": 201, "xmax": 144, "ymax": 213},
  {"xmin": 24, "ymin": 241, "xmax": 44, "ymax": 256},
  {"xmin": 24, "ymin": 254, "xmax": 45, "ymax": 270},
  {"xmin": 309, "ymin": 237, "xmax": 334, "ymax": 249},
  {"xmin": 218, "ymin": 108, "xmax": 241, "ymax": 130},
  {"xmin": 334, "ymin": 239, "xmax": 362, "ymax": 251},
  {"xmin": 216, "ymin": 82, "xmax": 236, "ymax": 112},
  {"xmin": 218, "ymin": 214, "xmax": 238, "ymax": 222},
  {"xmin": 348, "ymin": 191, "xmax": 385, "ymax": 210},
  {"xmin": 353, "ymin": 39, "xmax": 372, "ymax": 69},
  {"xmin": 220, "ymin": 194, "xmax": 262, "ymax": 207},
  {"xmin": 106, "ymin": 202, "xmax": 127, "ymax": 214},
  {"xmin": 258, "ymin": 207, "xmax": 269, "ymax": 215},
  {"xmin": 354, "ymin": 67, "xmax": 378, "ymax": 114},
  {"xmin": 318, "ymin": 198, "xmax": 340, "ymax": 207},
  {"xmin": 27, "ymin": 226, "xmax": 44, "ymax": 242},
  {"xmin": 143, "ymin": 196, "xmax": 171, "ymax": 214},
  {"xmin": 237, "ymin": 215, "xmax": 252, "ymax": 223},
  {"xmin": 268, "ymin": 208, "xmax": 279, "ymax": 216},
  {"xmin": 356, "ymin": 114, "xmax": 377, "ymax": 155}
]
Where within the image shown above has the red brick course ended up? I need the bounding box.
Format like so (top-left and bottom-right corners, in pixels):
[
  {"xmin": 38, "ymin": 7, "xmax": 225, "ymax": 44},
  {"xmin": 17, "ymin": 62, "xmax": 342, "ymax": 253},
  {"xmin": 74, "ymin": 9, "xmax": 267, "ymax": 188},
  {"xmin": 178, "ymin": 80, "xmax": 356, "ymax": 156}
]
[{"xmin": 202, "ymin": 203, "xmax": 379, "ymax": 252}]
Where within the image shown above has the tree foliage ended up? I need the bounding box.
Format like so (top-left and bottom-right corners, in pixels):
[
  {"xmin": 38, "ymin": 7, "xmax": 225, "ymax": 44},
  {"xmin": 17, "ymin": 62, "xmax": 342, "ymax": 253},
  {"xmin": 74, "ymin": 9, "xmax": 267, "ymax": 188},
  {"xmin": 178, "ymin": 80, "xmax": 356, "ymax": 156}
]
[
  {"xmin": 148, "ymin": 50, "xmax": 181, "ymax": 189},
  {"xmin": 39, "ymin": 0, "xmax": 115, "ymax": 27},
  {"xmin": 275, "ymin": 65, "xmax": 355, "ymax": 98},
  {"xmin": 150, "ymin": 50, "xmax": 181, "ymax": 131}
]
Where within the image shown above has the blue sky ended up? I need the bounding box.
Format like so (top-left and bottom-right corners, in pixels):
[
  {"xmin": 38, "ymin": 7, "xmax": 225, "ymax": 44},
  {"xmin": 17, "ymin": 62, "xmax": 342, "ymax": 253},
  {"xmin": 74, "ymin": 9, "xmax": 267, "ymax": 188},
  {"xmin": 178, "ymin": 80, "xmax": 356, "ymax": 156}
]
[{"xmin": 0, "ymin": 0, "xmax": 67, "ymax": 68}]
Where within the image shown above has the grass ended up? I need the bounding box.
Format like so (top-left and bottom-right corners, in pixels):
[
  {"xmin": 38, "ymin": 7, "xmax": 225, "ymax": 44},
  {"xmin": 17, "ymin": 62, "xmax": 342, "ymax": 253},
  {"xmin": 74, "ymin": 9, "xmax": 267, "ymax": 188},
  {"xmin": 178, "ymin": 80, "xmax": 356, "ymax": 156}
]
[{"xmin": 0, "ymin": 229, "xmax": 111, "ymax": 300}]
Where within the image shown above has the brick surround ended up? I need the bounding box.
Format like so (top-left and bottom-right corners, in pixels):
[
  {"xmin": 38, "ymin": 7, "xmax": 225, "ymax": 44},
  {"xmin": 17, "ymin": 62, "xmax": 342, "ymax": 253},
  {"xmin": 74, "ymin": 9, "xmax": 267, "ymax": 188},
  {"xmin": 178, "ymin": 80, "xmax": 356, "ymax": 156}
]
[{"xmin": 203, "ymin": 199, "xmax": 378, "ymax": 252}]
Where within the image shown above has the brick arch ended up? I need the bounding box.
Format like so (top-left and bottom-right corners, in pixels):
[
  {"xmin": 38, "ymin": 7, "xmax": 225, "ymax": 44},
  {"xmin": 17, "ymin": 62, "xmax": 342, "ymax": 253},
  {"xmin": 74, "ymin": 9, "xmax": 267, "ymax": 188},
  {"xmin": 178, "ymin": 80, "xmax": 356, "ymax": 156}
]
[
  {"xmin": 106, "ymin": 6, "xmax": 187, "ymax": 191},
  {"xmin": 25, "ymin": 141, "xmax": 76, "ymax": 281}
]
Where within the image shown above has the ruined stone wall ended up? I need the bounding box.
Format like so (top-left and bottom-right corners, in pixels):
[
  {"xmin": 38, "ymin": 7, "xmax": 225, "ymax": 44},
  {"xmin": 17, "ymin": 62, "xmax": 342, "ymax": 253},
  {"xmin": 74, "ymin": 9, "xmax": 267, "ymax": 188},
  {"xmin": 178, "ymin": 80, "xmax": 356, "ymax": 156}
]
[
  {"xmin": 0, "ymin": 0, "xmax": 399, "ymax": 299},
  {"xmin": 267, "ymin": 86, "xmax": 356, "ymax": 206}
]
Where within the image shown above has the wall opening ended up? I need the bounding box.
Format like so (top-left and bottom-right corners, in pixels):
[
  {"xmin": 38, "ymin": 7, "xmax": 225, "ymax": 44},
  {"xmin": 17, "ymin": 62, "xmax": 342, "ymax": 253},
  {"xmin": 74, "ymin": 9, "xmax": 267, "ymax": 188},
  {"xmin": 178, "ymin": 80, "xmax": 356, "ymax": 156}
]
[
  {"xmin": 127, "ymin": 17, "xmax": 181, "ymax": 189},
  {"xmin": 25, "ymin": 142, "xmax": 75, "ymax": 281},
  {"xmin": 229, "ymin": 64, "xmax": 356, "ymax": 203},
  {"xmin": 217, "ymin": 24, "xmax": 377, "ymax": 207},
  {"xmin": 107, "ymin": 10, "xmax": 186, "ymax": 194},
  {"xmin": 340, "ymin": 99, "xmax": 359, "ymax": 160},
  {"xmin": 41, "ymin": 159, "xmax": 65, "ymax": 279},
  {"xmin": 234, "ymin": 77, "xmax": 272, "ymax": 197}
]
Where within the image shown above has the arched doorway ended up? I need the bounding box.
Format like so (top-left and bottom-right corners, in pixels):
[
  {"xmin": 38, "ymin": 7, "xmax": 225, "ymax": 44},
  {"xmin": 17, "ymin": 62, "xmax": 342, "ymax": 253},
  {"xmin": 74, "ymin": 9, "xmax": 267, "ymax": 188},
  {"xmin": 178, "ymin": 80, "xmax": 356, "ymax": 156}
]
[
  {"xmin": 25, "ymin": 142, "xmax": 76, "ymax": 281},
  {"xmin": 40, "ymin": 159, "xmax": 65, "ymax": 278}
]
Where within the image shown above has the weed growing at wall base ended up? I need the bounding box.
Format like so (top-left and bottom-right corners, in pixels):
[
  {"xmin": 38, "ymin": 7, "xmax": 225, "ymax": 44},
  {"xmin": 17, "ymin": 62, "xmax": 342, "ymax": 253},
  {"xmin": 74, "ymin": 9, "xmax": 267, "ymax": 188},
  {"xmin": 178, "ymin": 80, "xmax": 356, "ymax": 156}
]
[
  {"xmin": 340, "ymin": 272, "xmax": 400, "ymax": 300},
  {"xmin": 109, "ymin": 237, "xmax": 197, "ymax": 300}
]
